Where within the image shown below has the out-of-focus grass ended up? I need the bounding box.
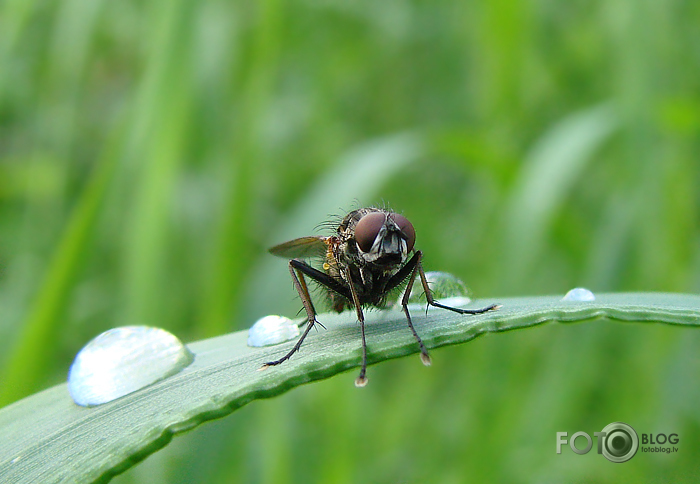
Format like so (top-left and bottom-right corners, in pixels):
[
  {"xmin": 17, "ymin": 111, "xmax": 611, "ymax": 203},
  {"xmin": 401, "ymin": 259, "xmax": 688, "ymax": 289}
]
[{"xmin": 1, "ymin": 0, "xmax": 699, "ymax": 482}]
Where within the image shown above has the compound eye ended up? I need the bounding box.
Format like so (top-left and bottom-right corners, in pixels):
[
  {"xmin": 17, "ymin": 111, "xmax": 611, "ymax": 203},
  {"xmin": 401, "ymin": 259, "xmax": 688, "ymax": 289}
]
[
  {"xmin": 390, "ymin": 213, "xmax": 415, "ymax": 252},
  {"xmin": 355, "ymin": 212, "xmax": 386, "ymax": 253}
]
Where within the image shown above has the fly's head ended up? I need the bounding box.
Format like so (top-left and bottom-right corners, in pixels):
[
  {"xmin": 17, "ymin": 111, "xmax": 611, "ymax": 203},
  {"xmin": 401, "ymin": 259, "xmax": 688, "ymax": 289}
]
[{"xmin": 343, "ymin": 209, "xmax": 415, "ymax": 269}]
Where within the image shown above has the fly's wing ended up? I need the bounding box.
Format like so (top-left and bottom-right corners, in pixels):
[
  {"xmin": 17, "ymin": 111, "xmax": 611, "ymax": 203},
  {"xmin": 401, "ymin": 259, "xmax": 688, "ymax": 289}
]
[{"xmin": 268, "ymin": 236, "xmax": 329, "ymax": 259}]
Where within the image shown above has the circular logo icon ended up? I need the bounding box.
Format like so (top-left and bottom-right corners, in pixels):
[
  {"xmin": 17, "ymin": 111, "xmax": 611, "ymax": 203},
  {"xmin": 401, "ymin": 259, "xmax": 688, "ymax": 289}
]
[{"xmin": 601, "ymin": 422, "xmax": 638, "ymax": 463}]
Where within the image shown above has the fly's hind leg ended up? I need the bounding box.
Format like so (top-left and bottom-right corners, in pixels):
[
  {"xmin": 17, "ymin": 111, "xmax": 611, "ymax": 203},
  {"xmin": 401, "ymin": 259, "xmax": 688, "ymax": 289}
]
[
  {"xmin": 261, "ymin": 260, "xmax": 320, "ymax": 368},
  {"xmin": 262, "ymin": 259, "xmax": 352, "ymax": 369}
]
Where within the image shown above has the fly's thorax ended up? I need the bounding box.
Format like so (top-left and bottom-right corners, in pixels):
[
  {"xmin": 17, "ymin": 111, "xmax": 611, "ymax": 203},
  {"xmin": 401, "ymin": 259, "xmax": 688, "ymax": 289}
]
[
  {"xmin": 332, "ymin": 235, "xmax": 363, "ymax": 274},
  {"xmin": 337, "ymin": 207, "xmax": 379, "ymax": 237}
]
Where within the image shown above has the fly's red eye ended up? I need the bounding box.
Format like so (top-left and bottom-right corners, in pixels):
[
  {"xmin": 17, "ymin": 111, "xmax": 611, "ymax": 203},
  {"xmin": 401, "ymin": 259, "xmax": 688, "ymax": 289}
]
[
  {"xmin": 390, "ymin": 213, "xmax": 415, "ymax": 252},
  {"xmin": 355, "ymin": 212, "xmax": 386, "ymax": 252}
]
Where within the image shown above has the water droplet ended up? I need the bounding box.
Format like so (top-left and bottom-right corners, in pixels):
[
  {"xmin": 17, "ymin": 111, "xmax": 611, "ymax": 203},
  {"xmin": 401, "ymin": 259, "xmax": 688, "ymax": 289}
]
[
  {"xmin": 399, "ymin": 271, "xmax": 471, "ymax": 307},
  {"xmin": 562, "ymin": 287, "xmax": 595, "ymax": 302},
  {"xmin": 248, "ymin": 315, "xmax": 300, "ymax": 347},
  {"xmin": 68, "ymin": 326, "xmax": 194, "ymax": 407}
]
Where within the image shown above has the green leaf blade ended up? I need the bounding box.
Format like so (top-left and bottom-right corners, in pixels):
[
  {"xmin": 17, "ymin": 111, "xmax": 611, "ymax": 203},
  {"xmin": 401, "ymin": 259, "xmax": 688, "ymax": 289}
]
[{"xmin": 1, "ymin": 292, "xmax": 699, "ymax": 483}]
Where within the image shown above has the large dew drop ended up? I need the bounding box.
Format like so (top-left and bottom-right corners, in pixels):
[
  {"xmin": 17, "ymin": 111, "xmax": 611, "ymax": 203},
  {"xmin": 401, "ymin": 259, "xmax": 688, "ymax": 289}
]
[
  {"xmin": 68, "ymin": 326, "xmax": 194, "ymax": 407},
  {"xmin": 400, "ymin": 271, "xmax": 472, "ymax": 308},
  {"xmin": 248, "ymin": 315, "xmax": 300, "ymax": 347},
  {"xmin": 562, "ymin": 287, "xmax": 596, "ymax": 302}
]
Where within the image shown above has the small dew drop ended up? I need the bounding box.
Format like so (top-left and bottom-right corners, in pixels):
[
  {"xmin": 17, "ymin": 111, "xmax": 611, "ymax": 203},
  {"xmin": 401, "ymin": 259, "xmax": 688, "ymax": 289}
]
[
  {"xmin": 68, "ymin": 326, "xmax": 194, "ymax": 407},
  {"xmin": 400, "ymin": 271, "xmax": 471, "ymax": 306},
  {"xmin": 562, "ymin": 287, "xmax": 596, "ymax": 302},
  {"xmin": 248, "ymin": 315, "xmax": 300, "ymax": 347}
]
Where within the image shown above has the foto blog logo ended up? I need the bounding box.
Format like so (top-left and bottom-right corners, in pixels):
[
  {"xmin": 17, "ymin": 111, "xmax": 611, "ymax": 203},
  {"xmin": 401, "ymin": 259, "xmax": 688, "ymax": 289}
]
[
  {"xmin": 556, "ymin": 422, "xmax": 678, "ymax": 463},
  {"xmin": 557, "ymin": 422, "xmax": 638, "ymax": 463}
]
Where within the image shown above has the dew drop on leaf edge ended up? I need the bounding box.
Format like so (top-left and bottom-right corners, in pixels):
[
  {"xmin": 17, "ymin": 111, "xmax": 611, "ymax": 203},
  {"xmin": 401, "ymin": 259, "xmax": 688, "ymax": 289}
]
[
  {"xmin": 562, "ymin": 287, "xmax": 596, "ymax": 302},
  {"xmin": 248, "ymin": 315, "xmax": 301, "ymax": 347},
  {"xmin": 68, "ymin": 326, "xmax": 194, "ymax": 407},
  {"xmin": 399, "ymin": 271, "xmax": 472, "ymax": 307}
]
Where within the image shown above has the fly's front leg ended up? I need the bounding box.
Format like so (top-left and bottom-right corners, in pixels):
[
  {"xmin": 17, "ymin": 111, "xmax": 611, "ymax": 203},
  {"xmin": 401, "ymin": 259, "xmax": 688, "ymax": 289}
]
[
  {"xmin": 342, "ymin": 269, "xmax": 369, "ymax": 388},
  {"xmin": 261, "ymin": 260, "xmax": 320, "ymax": 369}
]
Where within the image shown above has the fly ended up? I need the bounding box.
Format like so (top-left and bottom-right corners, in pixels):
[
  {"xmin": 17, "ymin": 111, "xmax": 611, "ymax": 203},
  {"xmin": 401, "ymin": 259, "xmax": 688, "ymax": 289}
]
[{"xmin": 262, "ymin": 207, "xmax": 499, "ymax": 387}]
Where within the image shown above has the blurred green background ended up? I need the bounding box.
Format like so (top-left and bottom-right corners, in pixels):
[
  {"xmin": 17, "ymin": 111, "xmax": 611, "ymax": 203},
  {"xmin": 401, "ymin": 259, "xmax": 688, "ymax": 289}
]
[{"xmin": 2, "ymin": 0, "xmax": 700, "ymax": 481}]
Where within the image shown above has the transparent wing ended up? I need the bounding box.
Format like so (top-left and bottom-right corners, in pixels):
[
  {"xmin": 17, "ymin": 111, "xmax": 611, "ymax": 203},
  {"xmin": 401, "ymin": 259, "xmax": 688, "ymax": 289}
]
[{"xmin": 268, "ymin": 236, "xmax": 329, "ymax": 259}]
